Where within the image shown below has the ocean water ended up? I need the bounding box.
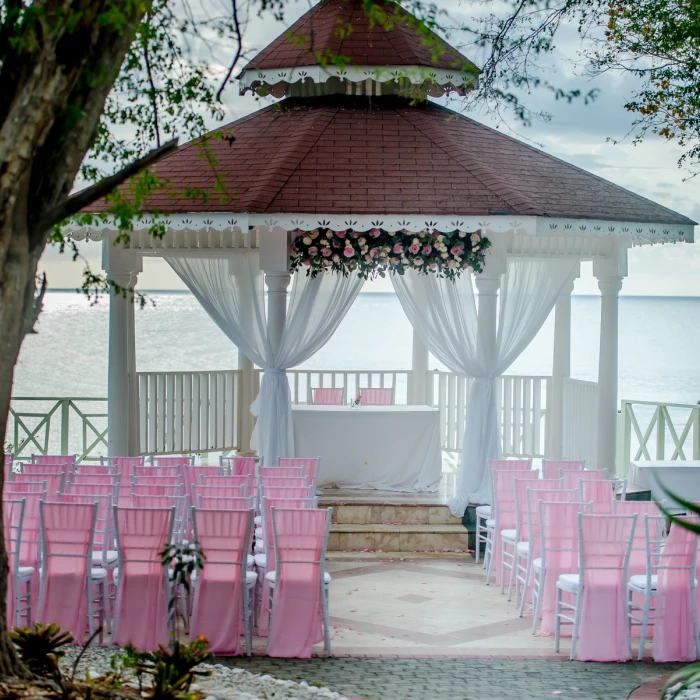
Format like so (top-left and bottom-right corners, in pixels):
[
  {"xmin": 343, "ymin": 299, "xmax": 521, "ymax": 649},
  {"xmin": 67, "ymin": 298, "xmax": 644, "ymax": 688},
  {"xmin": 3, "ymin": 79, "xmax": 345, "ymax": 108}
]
[{"xmin": 11, "ymin": 291, "xmax": 700, "ymax": 406}]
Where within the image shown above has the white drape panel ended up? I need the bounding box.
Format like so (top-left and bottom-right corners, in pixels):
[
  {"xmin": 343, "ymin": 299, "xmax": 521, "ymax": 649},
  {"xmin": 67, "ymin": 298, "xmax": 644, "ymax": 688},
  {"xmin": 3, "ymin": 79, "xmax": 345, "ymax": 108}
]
[
  {"xmin": 167, "ymin": 252, "xmax": 363, "ymax": 465},
  {"xmin": 392, "ymin": 258, "xmax": 577, "ymax": 514}
]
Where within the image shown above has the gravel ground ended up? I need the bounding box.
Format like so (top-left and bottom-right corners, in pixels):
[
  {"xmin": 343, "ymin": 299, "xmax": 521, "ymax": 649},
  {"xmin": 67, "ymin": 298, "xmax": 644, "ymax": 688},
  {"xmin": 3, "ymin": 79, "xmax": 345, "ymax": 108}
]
[{"xmin": 59, "ymin": 647, "xmax": 347, "ymax": 700}]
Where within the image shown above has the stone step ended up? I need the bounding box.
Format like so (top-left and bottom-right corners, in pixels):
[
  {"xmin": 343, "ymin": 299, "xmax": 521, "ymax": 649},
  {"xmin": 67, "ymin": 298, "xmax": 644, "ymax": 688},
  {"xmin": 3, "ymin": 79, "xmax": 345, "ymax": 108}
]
[
  {"xmin": 319, "ymin": 502, "xmax": 463, "ymax": 526},
  {"xmin": 327, "ymin": 523, "xmax": 470, "ymax": 552}
]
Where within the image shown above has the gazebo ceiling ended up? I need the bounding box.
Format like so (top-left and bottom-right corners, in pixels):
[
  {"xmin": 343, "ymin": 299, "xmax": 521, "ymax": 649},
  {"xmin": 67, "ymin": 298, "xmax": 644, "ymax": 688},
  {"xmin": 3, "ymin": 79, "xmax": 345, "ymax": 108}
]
[{"xmin": 104, "ymin": 95, "xmax": 694, "ymax": 228}]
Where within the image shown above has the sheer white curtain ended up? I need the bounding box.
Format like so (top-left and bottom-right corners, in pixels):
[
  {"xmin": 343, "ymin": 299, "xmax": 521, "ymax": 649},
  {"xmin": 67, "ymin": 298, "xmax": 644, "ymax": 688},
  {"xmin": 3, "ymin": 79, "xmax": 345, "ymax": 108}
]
[
  {"xmin": 392, "ymin": 258, "xmax": 577, "ymax": 515},
  {"xmin": 167, "ymin": 252, "xmax": 363, "ymax": 464}
]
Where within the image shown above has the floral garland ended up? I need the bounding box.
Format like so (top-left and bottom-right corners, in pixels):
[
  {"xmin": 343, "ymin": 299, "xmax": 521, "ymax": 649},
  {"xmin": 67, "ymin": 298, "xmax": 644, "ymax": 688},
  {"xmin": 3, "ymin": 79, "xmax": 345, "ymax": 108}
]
[{"xmin": 289, "ymin": 228, "xmax": 490, "ymax": 280}]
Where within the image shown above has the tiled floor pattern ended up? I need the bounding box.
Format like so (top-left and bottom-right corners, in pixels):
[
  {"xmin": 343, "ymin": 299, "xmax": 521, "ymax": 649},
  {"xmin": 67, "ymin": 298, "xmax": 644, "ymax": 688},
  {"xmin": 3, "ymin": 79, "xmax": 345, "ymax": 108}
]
[{"xmin": 227, "ymin": 657, "xmax": 682, "ymax": 700}]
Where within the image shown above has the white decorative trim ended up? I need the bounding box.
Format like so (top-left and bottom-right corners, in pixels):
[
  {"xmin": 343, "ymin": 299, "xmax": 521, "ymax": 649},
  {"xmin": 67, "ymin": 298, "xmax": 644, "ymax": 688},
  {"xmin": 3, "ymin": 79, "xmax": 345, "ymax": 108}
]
[
  {"xmin": 238, "ymin": 64, "xmax": 476, "ymax": 94},
  {"xmin": 64, "ymin": 212, "xmax": 694, "ymax": 248}
]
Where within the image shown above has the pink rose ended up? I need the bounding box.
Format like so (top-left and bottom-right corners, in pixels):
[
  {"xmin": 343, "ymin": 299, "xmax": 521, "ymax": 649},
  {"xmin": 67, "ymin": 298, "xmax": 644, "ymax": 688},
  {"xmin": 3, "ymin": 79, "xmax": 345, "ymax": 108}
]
[
  {"xmin": 369, "ymin": 248, "xmax": 379, "ymax": 258},
  {"xmin": 343, "ymin": 247, "xmax": 355, "ymax": 258},
  {"xmin": 408, "ymin": 243, "xmax": 421, "ymax": 254},
  {"xmin": 352, "ymin": 231, "xmax": 359, "ymax": 238},
  {"xmin": 321, "ymin": 248, "xmax": 332, "ymax": 257},
  {"xmin": 369, "ymin": 228, "xmax": 381, "ymax": 238},
  {"xmin": 336, "ymin": 229, "xmax": 346, "ymax": 238},
  {"xmin": 308, "ymin": 246, "xmax": 318, "ymax": 255},
  {"xmin": 365, "ymin": 254, "xmax": 373, "ymax": 263},
  {"xmin": 322, "ymin": 259, "xmax": 332, "ymax": 267},
  {"xmin": 451, "ymin": 245, "xmax": 463, "ymax": 256},
  {"xmin": 303, "ymin": 258, "xmax": 310, "ymax": 266},
  {"xmin": 393, "ymin": 243, "xmax": 404, "ymax": 254},
  {"xmin": 413, "ymin": 257, "xmax": 424, "ymax": 266},
  {"xmin": 422, "ymin": 245, "xmax": 432, "ymax": 255},
  {"xmin": 390, "ymin": 257, "xmax": 400, "ymax": 265}
]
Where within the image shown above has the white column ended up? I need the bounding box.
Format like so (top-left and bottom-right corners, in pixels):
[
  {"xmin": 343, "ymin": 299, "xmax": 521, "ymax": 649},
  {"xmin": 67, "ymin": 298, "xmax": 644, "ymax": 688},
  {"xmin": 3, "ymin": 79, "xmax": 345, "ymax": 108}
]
[
  {"xmin": 264, "ymin": 271, "xmax": 292, "ymax": 356},
  {"xmin": 475, "ymin": 273, "xmax": 501, "ymax": 361},
  {"xmin": 107, "ymin": 272, "xmax": 133, "ymax": 458},
  {"xmin": 237, "ymin": 351, "xmax": 255, "ymax": 455},
  {"xmin": 126, "ymin": 273, "xmax": 139, "ymax": 456},
  {"xmin": 596, "ymin": 275, "xmax": 623, "ymax": 474},
  {"xmin": 550, "ymin": 278, "xmax": 575, "ymax": 458},
  {"xmin": 409, "ymin": 329, "xmax": 429, "ymax": 405}
]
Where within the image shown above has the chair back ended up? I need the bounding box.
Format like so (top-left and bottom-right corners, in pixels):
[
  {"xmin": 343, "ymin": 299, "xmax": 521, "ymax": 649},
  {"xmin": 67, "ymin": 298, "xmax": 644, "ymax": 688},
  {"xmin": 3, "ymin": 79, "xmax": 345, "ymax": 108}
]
[
  {"xmin": 190, "ymin": 506, "xmax": 254, "ymax": 654},
  {"xmin": 260, "ymin": 466, "xmax": 304, "ymax": 479},
  {"xmin": 515, "ymin": 478, "xmax": 560, "ymax": 541},
  {"xmin": 560, "ymin": 468, "xmax": 607, "ymax": 490},
  {"xmin": 200, "ymin": 474, "xmax": 251, "ymax": 494},
  {"xmin": 492, "ymin": 469, "xmax": 538, "ymax": 531},
  {"xmin": 612, "ymin": 501, "xmax": 660, "ymax": 575},
  {"xmin": 490, "ymin": 458, "xmax": 532, "ymax": 471},
  {"xmin": 20, "ymin": 463, "xmax": 69, "ymax": 476},
  {"xmin": 580, "ymin": 479, "xmax": 617, "ymax": 514},
  {"xmin": 260, "ymin": 475, "xmax": 309, "ymax": 490},
  {"xmin": 221, "ymin": 456, "xmax": 256, "ymax": 477},
  {"xmin": 4, "ymin": 481, "xmax": 46, "ymax": 499},
  {"xmin": 197, "ymin": 495, "xmax": 255, "ymax": 510},
  {"xmin": 541, "ymin": 459, "xmax": 584, "ymax": 480},
  {"xmin": 32, "ymin": 455, "xmax": 75, "ymax": 469},
  {"xmin": 66, "ymin": 481, "xmax": 118, "ymax": 500},
  {"xmin": 73, "ymin": 463, "xmax": 116, "ymax": 477},
  {"xmin": 194, "ymin": 484, "xmax": 246, "ymax": 501},
  {"xmin": 311, "ymin": 388, "xmax": 345, "ymax": 405},
  {"xmin": 525, "ymin": 488, "xmax": 579, "ymax": 563},
  {"xmin": 4, "ymin": 498, "xmax": 24, "ymax": 627},
  {"xmin": 69, "ymin": 472, "xmax": 117, "ymax": 487},
  {"xmin": 11, "ymin": 472, "xmax": 64, "ymax": 498},
  {"xmin": 261, "ymin": 497, "xmax": 317, "ymax": 569},
  {"xmin": 358, "ymin": 387, "xmax": 394, "ymax": 405},
  {"xmin": 131, "ymin": 484, "xmax": 182, "ymax": 498},
  {"xmin": 57, "ymin": 493, "xmax": 113, "ymax": 565},
  {"xmin": 130, "ymin": 494, "xmax": 188, "ymax": 541},
  {"xmin": 259, "ymin": 486, "xmax": 316, "ymax": 501},
  {"xmin": 267, "ymin": 507, "xmax": 332, "ymax": 657},
  {"xmin": 182, "ymin": 465, "xmax": 223, "ymax": 498},
  {"xmin": 133, "ymin": 465, "xmax": 181, "ymax": 480},
  {"xmin": 579, "ymin": 513, "xmax": 636, "ymax": 583},
  {"xmin": 539, "ymin": 501, "xmax": 587, "ymax": 573},
  {"xmin": 112, "ymin": 506, "xmax": 175, "ymax": 650},
  {"xmin": 37, "ymin": 501, "xmax": 96, "ymax": 641},
  {"xmin": 278, "ymin": 458, "xmax": 320, "ymax": 488},
  {"xmin": 132, "ymin": 475, "xmax": 181, "ymax": 488},
  {"xmin": 151, "ymin": 455, "xmax": 194, "ymax": 466},
  {"xmin": 14, "ymin": 493, "xmax": 42, "ymax": 568}
]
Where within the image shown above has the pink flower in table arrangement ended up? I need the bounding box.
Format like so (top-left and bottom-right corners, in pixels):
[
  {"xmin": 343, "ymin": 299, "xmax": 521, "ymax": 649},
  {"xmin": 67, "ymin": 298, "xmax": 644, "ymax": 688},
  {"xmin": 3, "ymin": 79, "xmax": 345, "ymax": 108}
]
[
  {"xmin": 408, "ymin": 243, "xmax": 421, "ymax": 254},
  {"xmin": 304, "ymin": 258, "xmax": 310, "ymax": 266},
  {"xmin": 322, "ymin": 259, "xmax": 332, "ymax": 267},
  {"xmin": 369, "ymin": 248, "xmax": 379, "ymax": 258},
  {"xmin": 343, "ymin": 247, "xmax": 355, "ymax": 258},
  {"xmin": 365, "ymin": 254, "xmax": 373, "ymax": 263},
  {"xmin": 448, "ymin": 259, "xmax": 458, "ymax": 269},
  {"xmin": 308, "ymin": 246, "xmax": 318, "ymax": 256},
  {"xmin": 390, "ymin": 257, "xmax": 400, "ymax": 265},
  {"xmin": 393, "ymin": 243, "xmax": 404, "ymax": 254},
  {"xmin": 462, "ymin": 262, "xmax": 470, "ymax": 269},
  {"xmin": 369, "ymin": 228, "xmax": 381, "ymax": 238},
  {"xmin": 335, "ymin": 229, "xmax": 347, "ymax": 238},
  {"xmin": 321, "ymin": 247, "xmax": 332, "ymax": 257},
  {"xmin": 450, "ymin": 245, "xmax": 463, "ymax": 256},
  {"xmin": 422, "ymin": 244, "xmax": 432, "ymax": 255},
  {"xmin": 413, "ymin": 257, "xmax": 424, "ymax": 266},
  {"xmin": 352, "ymin": 231, "xmax": 359, "ymax": 238}
]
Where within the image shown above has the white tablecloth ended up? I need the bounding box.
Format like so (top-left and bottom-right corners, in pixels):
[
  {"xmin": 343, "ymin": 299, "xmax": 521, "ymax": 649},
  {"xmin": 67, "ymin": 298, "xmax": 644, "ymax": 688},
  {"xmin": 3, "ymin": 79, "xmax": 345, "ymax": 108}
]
[
  {"xmin": 292, "ymin": 405, "xmax": 442, "ymax": 492},
  {"xmin": 630, "ymin": 460, "xmax": 700, "ymax": 503}
]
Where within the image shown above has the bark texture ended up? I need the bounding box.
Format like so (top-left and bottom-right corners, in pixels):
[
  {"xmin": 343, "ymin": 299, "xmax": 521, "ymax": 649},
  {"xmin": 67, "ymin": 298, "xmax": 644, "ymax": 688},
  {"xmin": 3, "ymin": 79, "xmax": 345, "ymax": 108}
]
[{"xmin": 0, "ymin": 0, "xmax": 151, "ymax": 676}]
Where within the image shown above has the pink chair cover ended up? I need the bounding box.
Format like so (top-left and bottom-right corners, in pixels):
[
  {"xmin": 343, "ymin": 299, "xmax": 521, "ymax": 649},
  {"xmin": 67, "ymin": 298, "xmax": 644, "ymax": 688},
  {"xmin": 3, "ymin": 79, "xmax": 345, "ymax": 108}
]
[
  {"xmin": 542, "ymin": 459, "xmax": 584, "ymax": 480},
  {"xmin": 70, "ymin": 473, "xmax": 118, "ymax": 487},
  {"xmin": 230, "ymin": 457, "xmax": 256, "ymax": 477},
  {"xmin": 183, "ymin": 466, "xmax": 223, "ymax": 501},
  {"xmin": 190, "ymin": 508, "xmax": 253, "ymax": 655},
  {"xmin": 560, "ymin": 469, "xmax": 606, "ymax": 490},
  {"xmin": 492, "ymin": 469, "xmax": 537, "ymax": 586},
  {"xmin": 195, "ymin": 484, "xmax": 246, "ymax": 500},
  {"xmin": 576, "ymin": 514, "xmax": 636, "ymax": 662},
  {"xmin": 580, "ymin": 480, "xmax": 616, "ymax": 514},
  {"xmin": 201, "ymin": 475, "xmax": 251, "ymax": 491},
  {"xmin": 312, "ymin": 388, "xmax": 344, "ymax": 405},
  {"xmin": 66, "ymin": 481, "xmax": 117, "ymax": 498},
  {"xmin": 131, "ymin": 484, "xmax": 182, "ymax": 497},
  {"xmin": 74, "ymin": 464, "xmax": 114, "ymax": 477},
  {"xmin": 260, "ymin": 476, "xmax": 308, "ymax": 489},
  {"xmin": 260, "ymin": 467, "xmax": 304, "ymax": 479},
  {"xmin": 152, "ymin": 456, "xmax": 193, "ymax": 466},
  {"xmin": 37, "ymin": 502, "xmax": 95, "ymax": 642},
  {"xmin": 21, "ymin": 463, "xmax": 68, "ymax": 475},
  {"xmin": 516, "ymin": 479, "xmax": 561, "ymax": 544},
  {"xmin": 489, "ymin": 459, "xmax": 532, "ymax": 471},
  {"xmin": 112, "ymin": 507, "xmax": 174, "ymax": 650},
  {"xmin": 4, "ymin": 500, "xmax": 23, "ymax": 628},
  {"xmin": 110, "ymin": 457, "xmax": 143, "ymax": 503},
  {"xmin": 278, "ymin": 458, "xmax": 320, "ymax": 487},
  {"xmin": 198, "ymin": 496, "xmax": 254, "ymax": 510},
  {"xmin": 32, "ymin": 455, "xmax": 74, "ymax": 468},
  {"xmin": 133, "ymin": 465, "xmax": 181, "ymax": 479},
  {"xmin": 258, "ymin": 497, "xmax": 316, "ymax": 637},
  {"xmin": 260, "ymin": 486, "xmax": 315, "ymax": 500},
  {"xmin": 653, "ymin": 519, "xmax": 698, "ymax": 662},
  {"xmin": 358, "ymin": 388, "xmax": 393, "ymax": 406},
  {"xmin": 539, "ymin": 501, "xmax": 583, "ymax": 636},
  {"xmin": 4, "ymin": 482, "xmax": 46, "ymax": 497},
  {"xmin": 12, "ymin": 472, "xmax": 64, "ymax": 498},
  {"xmin": 132, "ymin": 475, "xmax": 181, "ymax": 487},
  {"xmin": 267, "ymin": 508, "xmax": 329, "ymax": 658}
]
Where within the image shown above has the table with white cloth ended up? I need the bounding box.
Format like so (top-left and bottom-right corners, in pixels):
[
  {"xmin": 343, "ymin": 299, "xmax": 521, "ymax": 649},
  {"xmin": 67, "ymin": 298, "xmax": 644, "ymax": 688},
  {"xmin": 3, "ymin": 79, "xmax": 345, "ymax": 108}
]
[
  {"xmin": 630, "ymin": 460, "xmax": 700, "ymax": 504},
  {"xmin": 291, "ymin": 405, "xmax": 442, "ymax": 492}
]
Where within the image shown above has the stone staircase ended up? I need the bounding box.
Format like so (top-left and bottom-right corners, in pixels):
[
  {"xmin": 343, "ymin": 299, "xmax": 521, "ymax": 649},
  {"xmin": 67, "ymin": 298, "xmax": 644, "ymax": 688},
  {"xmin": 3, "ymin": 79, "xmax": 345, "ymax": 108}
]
[{"xmin": 319, "ymin": 498, "xmax": 471, "ymax": 553}]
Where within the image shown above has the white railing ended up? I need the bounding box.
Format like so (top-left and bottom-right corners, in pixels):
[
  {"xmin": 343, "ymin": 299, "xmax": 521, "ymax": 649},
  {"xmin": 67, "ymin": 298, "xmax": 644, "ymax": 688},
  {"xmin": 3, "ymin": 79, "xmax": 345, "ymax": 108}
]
[
  {"xmin": 7, "ymin": 397, "xmax": 108, "ymax": 462},
  {"xmin": 254, "ymin": 369, "xmax": 411, "ymax": 405},
  {"xmin": 137, "ymin": 371, "xmax": 241, "ymax": 455},
  {"xmin": 618, "ymin": 399, "xmax": 700, "ymax": 478},
  {"xmin": 429, "ymin": 372, "xmax": 550, "ymax": 457},
  {"xmin": 562, "ymin": 378, "xmax": 599, "ymax": 467}
]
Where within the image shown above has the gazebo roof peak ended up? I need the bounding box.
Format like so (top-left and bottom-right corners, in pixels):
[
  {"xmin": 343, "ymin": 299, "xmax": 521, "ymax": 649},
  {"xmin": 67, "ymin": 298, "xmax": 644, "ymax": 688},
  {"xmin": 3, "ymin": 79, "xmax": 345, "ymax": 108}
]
[{"xmin": 238, "ymin": 0, "xmax": 479, "ymax": 97}]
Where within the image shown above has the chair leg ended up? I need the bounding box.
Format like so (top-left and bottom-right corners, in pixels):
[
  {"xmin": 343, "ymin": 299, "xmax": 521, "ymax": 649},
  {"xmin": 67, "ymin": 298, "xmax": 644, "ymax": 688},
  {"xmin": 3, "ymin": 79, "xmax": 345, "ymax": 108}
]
[
  {"xmin": 554, "ymin": 587, "xmax": 561, "ymax": 653},
  {"xmin": 243, "ymin": 584, "xmax": 253, "ymax": 657},
  {"xmin": 570, "ymin": 589, "xmax": 582, "ymax": 661},
  {"xmin": 638, "ymin": 590, "xmax": 651, "ymax": 661},
  {"xmin": 87, "ymin": 576, "xmax": 95, "ymax": 641},
  {"xmin": 519, "ymin": 554, "xmax": 532, "ymax": 617},
  {"xmin": 506, "ymin": 549, "xmax": 516, "ymax": 602},
  {"xmin": 323, "ymin": 584, "xmax": 332, "ymax": 657},
  {"xmin": 691, "ymin": 584, "xmax": 700, "ymax": 660},
  {"xmin": 485, "ymin": 531, "xmax": 495, "ymax": 585},
  {"xmin": 532, "ymin": 569, "xmax": 545, "ymax": 635}
]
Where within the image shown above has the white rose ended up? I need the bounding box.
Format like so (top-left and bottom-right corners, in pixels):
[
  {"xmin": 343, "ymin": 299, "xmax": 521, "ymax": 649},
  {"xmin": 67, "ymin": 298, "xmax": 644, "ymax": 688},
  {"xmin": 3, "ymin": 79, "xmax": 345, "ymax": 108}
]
[
  {"xmin": 401, "ymin": 257, "xmax": 409, "ymax": 264},
  {"xmin": 458, "ymin": 231, "xmax": 466, "ymax": 238},
  {"xmin": 471, "ymin": 232, "xmax": 481, "ymax": 244},
  {"xmin": 437, "ymin": 234, "xmax": 445, "ymax": 241},
  {"xmin": 448, "ymin": 259, "xmax": 458, "ymax": 268},
  {"xmin": 441, "ymin": 252, "xmax": 448, "ymax": 258},
  {"xmin": 414, "ymin": 257, "xmax": 424, "ymax": 265},
  {"xmin": 358, "ymin": 237, "xmax": 367, "ymax": 246},
  {"xmin": 320, "ymin": 239, "xmax": 328, "ymax": 245},
  {"xmin": 413, "ymin": 238, "xmax": 420, "ymax": 245},
  {"xmin": 302, "ymin": 236, "xmax": 312, "ymax": 245},
  {"xmin": 332, "ymin": 254, "xmax": 340, "ymax": 263}
]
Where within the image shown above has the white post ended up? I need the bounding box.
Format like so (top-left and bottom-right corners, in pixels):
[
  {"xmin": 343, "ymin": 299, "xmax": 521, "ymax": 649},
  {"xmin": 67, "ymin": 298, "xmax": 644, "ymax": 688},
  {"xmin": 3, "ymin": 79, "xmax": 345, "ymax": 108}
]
[
  {"xmin": 264, "ymin": 271, "xmax": 292, "ymax": 355},
  {"xmin": 410, "ymin": 329, "xmax": 429, "ymax": 405},
  {"xmin": 596, "ymin": 275, "xmax": 623, "ymax": 474},
  {"xmin": 107, "ymin": 271, "xmax": 133, "ymax": 458},
  {"xmin": 475, "ymin": 273, "xmax": 501, "ymax": 362},
  {"xmin": 237, "ymin": 352, "xmax": 255, "ymax": 455},
  {"xmin": 550, "ymin": 276, "xmax": 576, "ymax": 458},
  {"xmin": 126, "ymin": 273, "xmax": 140, "ymax": 456}
]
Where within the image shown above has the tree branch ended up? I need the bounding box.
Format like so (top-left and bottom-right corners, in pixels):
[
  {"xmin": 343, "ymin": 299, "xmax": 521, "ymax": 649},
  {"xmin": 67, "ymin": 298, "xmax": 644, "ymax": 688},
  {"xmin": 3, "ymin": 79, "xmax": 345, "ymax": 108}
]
[
  {"xmin": 216, "ymin": 0, "xmax": 243, "ymax": 101},
  {"xmin": 35, "ymin": 137, "xmax": 179, "ymax": 233}
]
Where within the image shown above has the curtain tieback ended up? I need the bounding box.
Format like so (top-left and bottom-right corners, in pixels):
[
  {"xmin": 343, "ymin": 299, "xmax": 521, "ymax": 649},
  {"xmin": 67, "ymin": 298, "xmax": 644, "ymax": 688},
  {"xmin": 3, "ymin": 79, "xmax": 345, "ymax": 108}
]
[{"xmin": 263, "ymin": 368, "xmax": 286, "ymax": 376}]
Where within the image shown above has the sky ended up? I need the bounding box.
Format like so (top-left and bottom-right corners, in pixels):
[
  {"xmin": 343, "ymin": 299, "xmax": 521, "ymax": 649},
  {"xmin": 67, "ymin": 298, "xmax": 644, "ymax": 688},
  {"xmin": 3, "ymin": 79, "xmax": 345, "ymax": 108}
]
[{"xmin": 39, "ymin": 0, "xmax": 700, "ymax": 297}]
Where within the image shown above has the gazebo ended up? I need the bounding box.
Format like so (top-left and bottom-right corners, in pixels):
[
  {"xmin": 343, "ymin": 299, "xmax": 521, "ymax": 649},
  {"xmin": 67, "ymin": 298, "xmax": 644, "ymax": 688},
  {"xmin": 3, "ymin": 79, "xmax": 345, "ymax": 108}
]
[{"xmin": 75, "ymin": 0, "xmax": 695, "ymax": 514}]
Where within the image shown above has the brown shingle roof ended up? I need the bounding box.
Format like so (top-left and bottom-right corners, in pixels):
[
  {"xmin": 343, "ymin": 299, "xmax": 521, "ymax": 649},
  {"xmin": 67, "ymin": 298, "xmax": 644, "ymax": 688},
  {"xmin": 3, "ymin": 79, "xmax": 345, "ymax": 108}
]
[
  {"xmin": 95, "ymin": 95, "xmax": 694, "ymax": 225},
  {"xmin": 240, "ymin": 0, "xmax": 477, "ymax": 74}
]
